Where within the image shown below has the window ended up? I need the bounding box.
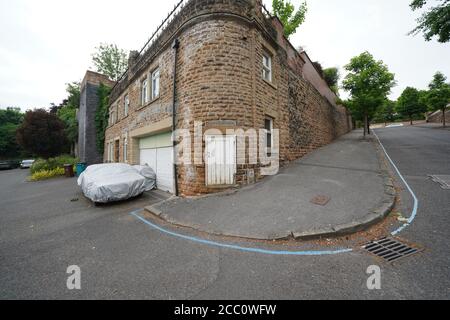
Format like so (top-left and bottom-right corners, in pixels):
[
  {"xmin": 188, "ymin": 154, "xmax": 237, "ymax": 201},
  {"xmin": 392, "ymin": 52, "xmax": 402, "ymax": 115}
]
[
  {"xmin": 265, "ymin": 118, "xmax": 273, "ymax": 154},
  {"xmin": 107, "ymin": 142, "xmax": 114, "ymax": 162},
  {"xmin": 262, "ymin": 51, "xmax": 272, "ymax": 82},
  {"xmin": 141, "ymin": 78, "xmax": 149, "ymax": 105},
  {"xmin": 123, "ymin": 136, "xmax": 128, "ymax": 163},
  {"xmin": 124, "ymin": 95, "xmax": 129, "ymax": 117},
  {"xmin": 115, "ymin": 140, "xmax": 120, "ymax": 163},
  {"xmin": 151, "ymin": 69, "xmax": 160, "ymax": 100},
  {"xmin": 109, "ymin": 109, "xmax": 116, "ymax": 126}
]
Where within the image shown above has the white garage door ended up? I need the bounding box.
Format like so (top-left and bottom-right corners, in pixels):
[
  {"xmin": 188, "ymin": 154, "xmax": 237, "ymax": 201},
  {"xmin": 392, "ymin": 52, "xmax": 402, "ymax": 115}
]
[{"xmin": 139, "ymin": 133, "xmax": 174, "ymax": 194}]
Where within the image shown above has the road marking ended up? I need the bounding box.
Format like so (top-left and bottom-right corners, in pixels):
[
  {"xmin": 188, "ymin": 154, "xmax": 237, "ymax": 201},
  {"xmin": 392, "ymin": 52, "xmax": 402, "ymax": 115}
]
[
  {"xmin": 129, "ymin": 131, "xmax": 418, "ymax": 256},
  {"xmin": 130, "ymin": 210, "xmax": 353, "ymax": 256},
  {"xmin": 373, "ymin": 130, "xmax": 419, "ymax": 236}
]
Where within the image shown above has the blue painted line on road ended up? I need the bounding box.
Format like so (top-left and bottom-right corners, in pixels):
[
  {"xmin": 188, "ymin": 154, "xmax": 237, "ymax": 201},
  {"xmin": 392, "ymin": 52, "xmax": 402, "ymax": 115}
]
[
  {"xmin": 130, "ymin": 131, "xmax": 417, "ymax": 256},
  {"xmin": 130, "ymin": 210, "xmax": 353, "ymax": 256},
  {"xmin": 373, "ymin": 130, "xmax": 419, "ymax": 236}
]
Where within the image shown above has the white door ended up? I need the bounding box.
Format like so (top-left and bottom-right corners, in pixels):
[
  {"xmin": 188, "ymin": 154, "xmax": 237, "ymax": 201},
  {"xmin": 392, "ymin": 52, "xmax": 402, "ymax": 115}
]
[
  {"xmin": 206, "ymin": 135, "xmax": 236, "ymax": 186},
  {"xmin": 140, "ymin": 146, "xmax": 174, "ymax": 194}
]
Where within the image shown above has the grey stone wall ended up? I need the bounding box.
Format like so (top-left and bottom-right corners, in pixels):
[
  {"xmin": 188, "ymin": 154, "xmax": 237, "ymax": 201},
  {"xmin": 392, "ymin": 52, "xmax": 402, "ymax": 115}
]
[{"xmin": 78, "ymin": 82, "xmax": 103, "ymax": 165}]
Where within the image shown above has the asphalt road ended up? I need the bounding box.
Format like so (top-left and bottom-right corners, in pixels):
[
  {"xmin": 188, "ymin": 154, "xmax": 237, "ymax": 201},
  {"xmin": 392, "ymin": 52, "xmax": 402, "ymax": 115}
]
[{"xmin": 0, "ymin": 125, "xmax": 449, "ymax": 299}]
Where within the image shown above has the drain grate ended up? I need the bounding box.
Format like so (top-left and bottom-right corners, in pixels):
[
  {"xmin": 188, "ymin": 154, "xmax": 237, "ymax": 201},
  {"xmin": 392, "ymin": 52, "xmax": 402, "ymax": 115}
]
[
  {"xmin": 310, "ymin": 195, "xmax": 331, "ymax": 206},
  {"xmin": 429, "ymin": 175, "xmax": 450, "ymax": 190},
  {"xmin": 362, "ymin": 237, "xmax": 420, "ymax": 262}
]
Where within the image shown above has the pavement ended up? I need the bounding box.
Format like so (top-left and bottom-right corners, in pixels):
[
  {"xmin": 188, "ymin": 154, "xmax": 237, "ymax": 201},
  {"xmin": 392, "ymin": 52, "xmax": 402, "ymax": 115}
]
[
  {"xmin": 1, "ymin": 125, "xmax": 449, "ymax": 299},
  {"xmin": 148, "ymin": 130, "xmax": 395, "ymax": 240}
]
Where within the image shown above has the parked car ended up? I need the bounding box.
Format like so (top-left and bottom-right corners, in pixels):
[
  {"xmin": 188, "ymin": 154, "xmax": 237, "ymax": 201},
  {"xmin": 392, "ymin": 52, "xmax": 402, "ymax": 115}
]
[
  {"xmin": 20, "ymin": 160, "xmax": 35, "ymax": 169},
  {"xmin": 0, "ymin": 160, "xmax": 20, "ymax": 170},
  {"xmin": 77, "ymin": 163, "xmax": 156, "ymax": 204}
]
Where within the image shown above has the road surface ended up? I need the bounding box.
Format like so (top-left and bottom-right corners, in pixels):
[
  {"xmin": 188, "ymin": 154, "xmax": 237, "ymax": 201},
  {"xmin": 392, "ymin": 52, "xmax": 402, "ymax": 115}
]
[{"xmin": 0, "ymin": 125, "xmax": 449, "ymax": 299}]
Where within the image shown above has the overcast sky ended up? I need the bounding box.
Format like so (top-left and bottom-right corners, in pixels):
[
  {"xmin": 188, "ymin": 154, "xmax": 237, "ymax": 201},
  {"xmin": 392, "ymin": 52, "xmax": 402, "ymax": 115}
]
[{"xmin": 0, "ymin": 0, "xmax": 449, "ymax": 111}]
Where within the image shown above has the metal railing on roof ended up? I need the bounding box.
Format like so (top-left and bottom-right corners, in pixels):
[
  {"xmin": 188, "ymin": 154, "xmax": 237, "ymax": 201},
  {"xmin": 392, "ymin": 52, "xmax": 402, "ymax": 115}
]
[
  {"xmin": 112, "ymin": 0, "xmax": 187, "ymax": 91},
  {"xmin": 261, "ymin": 1, "xmax": 273, "ymax": 19}
]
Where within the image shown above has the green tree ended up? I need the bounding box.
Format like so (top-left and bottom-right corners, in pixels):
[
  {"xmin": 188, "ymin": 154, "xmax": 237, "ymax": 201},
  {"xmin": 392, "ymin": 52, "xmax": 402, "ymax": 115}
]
[
  {"xmin": 16, "ymin": 109, "xmax": 69, "ymax": 159},
  {"xmin": 342, "ymin": 52, "xmax": 396, "ymax": 137},
  {"xmin": 0, "ymin": 107, "xmax": 25, "ymax": 159},
  {"xmin": 0, "ymin": 107, "xmax": 23, "ymax": 125},
  {"xmin": 56, "ymin": 82, "xmax": 80, "ymax": 156},
  {"xmin": 425, "ymin": 72, "xmax": 450, "ymax": 127},
  {"xmin": 374, "ymin": 100, "xmax": 397, "ymax": 125},
  {"xmin": 323, "ymin": 67, "xmax": 340, "ymax": 94},
  {"xmin": 429, "ymin": 71, "xmax": 448, "ymax": 89},
  {"xmin": 396, "ymin": 87, "xmax": 428, "ymax": 125},
  {"xmin": 92, "ymin": 43, "xmax": 128, "ymax": 81},
  {"xmin": 272, "ymin": 0, "xmax": 308, "ymax": 38},
  {"xmin": 409, "ymin": 0, "xmax": 450, "ymax": 43}
]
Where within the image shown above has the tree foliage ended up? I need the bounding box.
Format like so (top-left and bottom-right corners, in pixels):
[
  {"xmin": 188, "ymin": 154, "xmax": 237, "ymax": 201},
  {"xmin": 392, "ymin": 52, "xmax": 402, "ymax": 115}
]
[
  {"xmin": 0, "ymin": 107, "xmax": 25, "ymax": 159},
  {"xmin": 342, "ymin": 52, "xmax": 396, "ymax": 135},
  {"xmin": 374, "ymin": 100, "xmax": 397, "ymax": 124},
  {"xmin": 272, "ymin": 0, "xmax": 308, "ymax": 38},
  {"xmin": 428, "ymin": 71, "xmax": 448, "ymax": 90},
  {"xmin": 16, "ymin": 109, "xmax": 69, "ymax": 159},
  {"xmin": 95, "ymin": 83, "xmax": 112, "ymax": 154},
  {"xmin": 92, "ymin": 43, "xmax": 128, "ymax": 81},
  {"xmin": 396, "ymin": 87, "xmax": 428, "ymax": 124},
  {"xmin": 54, "ymin": 82, "xmax": 80, "ymax": 155},
  {"xmin": 323, "ymin": 67, "xmax": 340, "ymax": 94},
  {"xmin": 409, "ymin": 0, "xmax": 450, "ymax": 43},
  {"xmin": 313, "ymin": 61, "xmax": 324, "ymax": 77},
  {"xmin": 425, "ymin": 71, "xmax": 450, "ymax": 126}
]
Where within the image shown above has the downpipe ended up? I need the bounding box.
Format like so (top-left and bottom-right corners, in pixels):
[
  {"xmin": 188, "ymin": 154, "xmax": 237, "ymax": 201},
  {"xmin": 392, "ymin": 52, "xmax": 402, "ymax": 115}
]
[{"xmin": 172, "ymin": 39, "xmax": 180, "ymax": 196}]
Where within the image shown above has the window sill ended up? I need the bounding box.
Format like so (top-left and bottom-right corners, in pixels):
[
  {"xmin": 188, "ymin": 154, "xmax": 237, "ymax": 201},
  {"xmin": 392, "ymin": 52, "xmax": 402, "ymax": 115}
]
[
  {"xmin": 136, "ymin": 96, "xmax": 160, "ymax": 111},
  {"xmin": 262, "ymin": 78, "xmax": 277, "ymax": 90}
]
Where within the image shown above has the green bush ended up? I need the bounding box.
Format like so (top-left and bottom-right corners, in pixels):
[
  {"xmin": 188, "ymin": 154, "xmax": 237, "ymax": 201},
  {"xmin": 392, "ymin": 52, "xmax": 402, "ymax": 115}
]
[
  {"xmin": 30, "ymin": 167, "xmax": 65, "ymax": 181},
  {"xmin": 31, "ymin": 155, "xmax": 78, "ymax": 174}
]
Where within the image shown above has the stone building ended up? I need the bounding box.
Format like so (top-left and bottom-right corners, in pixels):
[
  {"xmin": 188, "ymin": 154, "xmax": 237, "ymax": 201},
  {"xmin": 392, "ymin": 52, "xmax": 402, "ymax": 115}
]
[{"xmin": 104, "ymin": 0, "xmax": 352, "ymax": 196}]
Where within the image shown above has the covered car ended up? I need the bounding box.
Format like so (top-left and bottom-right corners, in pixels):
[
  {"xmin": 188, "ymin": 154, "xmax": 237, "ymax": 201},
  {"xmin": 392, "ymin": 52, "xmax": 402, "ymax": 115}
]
[{"xmin": 77, "ymin": 163, "xmax": 156, "ymax": 203}]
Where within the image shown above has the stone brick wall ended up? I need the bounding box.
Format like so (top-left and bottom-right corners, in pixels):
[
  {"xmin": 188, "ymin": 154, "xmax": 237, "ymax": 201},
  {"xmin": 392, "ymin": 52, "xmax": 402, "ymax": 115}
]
[
  {"xmin": 300, "ymin": 51, "xmax": 339, "ymax": 108},
  {"xmin": 284, "ymin": 72, "xmax": 351, "ymax": 161},
  {"xmin": 428, "ymin": 107, "xmax": 450, "ymax": 124},
  {"xmin": 105, "ymin": 0, "xmax": 352, "ymax": 196}
]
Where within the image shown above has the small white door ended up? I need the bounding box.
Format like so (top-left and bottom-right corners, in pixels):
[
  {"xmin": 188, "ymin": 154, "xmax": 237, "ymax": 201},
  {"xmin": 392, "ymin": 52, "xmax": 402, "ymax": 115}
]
[{"xmin": 206, "ymin": 135, "xmax": 236, "ymax": 186}]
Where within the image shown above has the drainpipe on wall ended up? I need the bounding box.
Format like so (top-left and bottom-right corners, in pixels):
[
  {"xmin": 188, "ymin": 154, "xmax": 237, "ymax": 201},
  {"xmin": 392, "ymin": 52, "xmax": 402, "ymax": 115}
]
[{"xmin": 172, "ymin": 38, "xmax": 180, "ymax": 197}]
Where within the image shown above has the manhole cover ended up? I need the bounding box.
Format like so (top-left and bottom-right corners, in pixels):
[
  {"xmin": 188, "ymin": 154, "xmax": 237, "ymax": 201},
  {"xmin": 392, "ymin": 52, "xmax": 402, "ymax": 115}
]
[
  {"xmin": 362, "ymin": 237, "xmax": 421, "ymax": 263},
  {"xmin": 310, "ymin": 195, "xmax": 331, "ymax": 206},
  {"xmin": 429, "ymin": 175, "xmax": 450, "ymax": 190}
]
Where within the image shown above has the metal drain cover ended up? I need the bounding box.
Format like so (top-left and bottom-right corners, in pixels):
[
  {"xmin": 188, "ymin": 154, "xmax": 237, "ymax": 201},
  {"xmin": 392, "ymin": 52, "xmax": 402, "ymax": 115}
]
[
  {"xmin": 429, "ymin": 175, "xmax": 450, "ymax": 189},
  {"xmin": 310, "ymin": 195, "xmax": 331, "ymax": 206},
  {"xmin": 362, "ymin": 237, "xmax": 420, "ymax": 262}
]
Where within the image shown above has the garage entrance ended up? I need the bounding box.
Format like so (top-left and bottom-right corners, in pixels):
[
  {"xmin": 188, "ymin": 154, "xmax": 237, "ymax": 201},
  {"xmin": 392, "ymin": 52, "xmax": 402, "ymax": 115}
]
[{"xmin": 139, "ymin": 132, "xmax": 174, "ymax": 194}]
